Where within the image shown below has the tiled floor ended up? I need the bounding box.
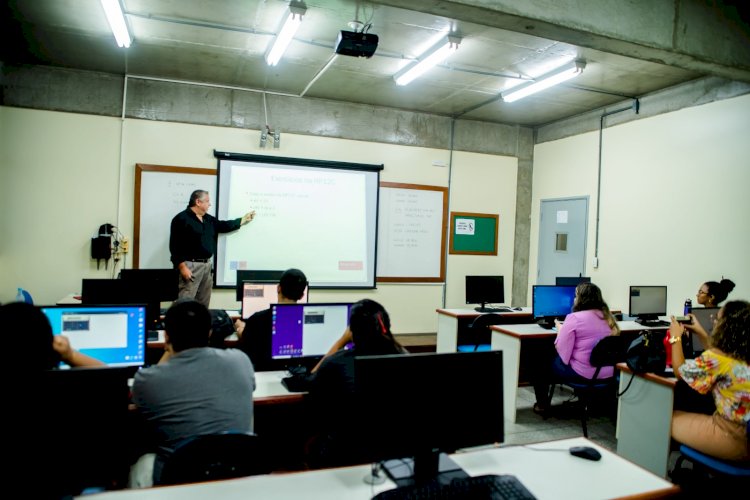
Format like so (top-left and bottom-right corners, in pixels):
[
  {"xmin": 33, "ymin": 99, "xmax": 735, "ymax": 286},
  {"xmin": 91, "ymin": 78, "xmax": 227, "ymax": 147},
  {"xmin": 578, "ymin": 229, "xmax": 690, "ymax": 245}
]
[{"xmin": 505, "ymin": 385, "xmax": 617, "ymax": 452}]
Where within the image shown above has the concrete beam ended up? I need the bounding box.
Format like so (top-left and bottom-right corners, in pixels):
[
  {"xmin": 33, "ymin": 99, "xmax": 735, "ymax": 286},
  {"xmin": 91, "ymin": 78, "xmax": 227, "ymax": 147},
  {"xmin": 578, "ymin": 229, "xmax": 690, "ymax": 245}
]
[{"xmin": 369, "ymin": 0, "xmax": 750, "ymax": 83}]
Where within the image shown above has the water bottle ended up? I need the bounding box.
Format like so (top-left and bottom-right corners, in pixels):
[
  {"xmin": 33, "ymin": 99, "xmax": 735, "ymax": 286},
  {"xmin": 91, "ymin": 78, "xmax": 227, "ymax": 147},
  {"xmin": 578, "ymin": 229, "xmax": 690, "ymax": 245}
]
[
  {"xmin": 15, "ymin": 287, "xmax": 25, "ymax": 303},
  {"xmin": 684, "ymin": 298, "xmax": 692, "ymax": 316}
]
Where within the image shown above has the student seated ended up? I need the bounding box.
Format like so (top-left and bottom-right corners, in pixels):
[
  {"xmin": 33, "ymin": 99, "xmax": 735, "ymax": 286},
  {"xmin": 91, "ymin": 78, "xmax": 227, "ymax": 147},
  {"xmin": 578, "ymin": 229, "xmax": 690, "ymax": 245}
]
[
  {"xmin": 304, "ymin": 299, "xmax": 408, "ymax": 468},
  {"xmin": 130, "ymin": 300, "xmax": 255, "ymax": 486},
  {"xmin": 234, "ymin": 268, "xmax": 308, "ymax": 370},
  {"xmin": 668, "ymin": 300, "xmax": 750, "ymax": 461},
  {"xmin": 531, "ymin": 282, "xmax": 620, "ymax": 416},
  {"xmin": 3, "ymin": 302, "xmax": 106, "ymax": 497}
]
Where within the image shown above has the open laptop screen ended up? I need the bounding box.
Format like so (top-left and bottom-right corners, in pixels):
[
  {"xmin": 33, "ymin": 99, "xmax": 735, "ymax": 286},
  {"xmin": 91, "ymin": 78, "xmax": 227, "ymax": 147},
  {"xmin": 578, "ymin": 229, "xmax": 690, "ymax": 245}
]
[
  {"xmin": 271, "ymin": 303, "xmax": 352, "ymax": 360},
  {"xmin": 241, "ymin": 282, "xmax": 308, "ymax": 318},
  {"xmin": 690, "ymin": 307, "xmax": 720, "ymax": 353},
  {"xmin": 40, "ymin": 305, "xmax": 147, "ymax": 369}
]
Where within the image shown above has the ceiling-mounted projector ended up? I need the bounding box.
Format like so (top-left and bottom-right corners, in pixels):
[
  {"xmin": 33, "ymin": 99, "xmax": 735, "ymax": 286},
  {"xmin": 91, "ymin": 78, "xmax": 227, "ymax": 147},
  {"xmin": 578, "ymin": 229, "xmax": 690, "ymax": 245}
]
[{"xmin": 334, "ymin": 30, "xmax": 379, "ymax": 58}]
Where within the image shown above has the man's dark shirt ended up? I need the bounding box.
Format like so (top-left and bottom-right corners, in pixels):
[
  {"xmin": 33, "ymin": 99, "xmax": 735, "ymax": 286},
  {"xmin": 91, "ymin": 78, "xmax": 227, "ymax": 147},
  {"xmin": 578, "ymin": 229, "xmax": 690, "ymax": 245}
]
[
  {"xmin": 169, "ymin": 207, "xmax": 241, "ymax": 267},
  {"xmin": 237, "ymin": 308, "xmax": 273, "ymax": 371}
]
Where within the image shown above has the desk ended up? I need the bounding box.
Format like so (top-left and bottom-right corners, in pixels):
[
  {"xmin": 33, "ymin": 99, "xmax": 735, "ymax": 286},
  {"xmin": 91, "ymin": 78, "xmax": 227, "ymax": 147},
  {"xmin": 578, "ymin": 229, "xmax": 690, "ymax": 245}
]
[
  {"xmin": 435, "ymin": 308, "xmax": 532, "ymax": 353},
  {"xmin": 76, "ymin": 437, "xmax": 678, "ymax": 499},
  {"xmin": 615, "ymin": 363, "xmax": 677, "ymax": 478},
  {"xmin": 491, "ymin": 321, "xmax": 667, "ymax": 424}
]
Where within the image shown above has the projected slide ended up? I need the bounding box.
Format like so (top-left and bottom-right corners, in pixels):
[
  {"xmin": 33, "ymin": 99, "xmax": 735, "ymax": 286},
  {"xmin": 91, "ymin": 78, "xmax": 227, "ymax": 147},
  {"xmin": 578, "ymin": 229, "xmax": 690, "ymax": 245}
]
[{"xmin": 216, "ymin": 156, "xmax": 381, "ymax": 288}]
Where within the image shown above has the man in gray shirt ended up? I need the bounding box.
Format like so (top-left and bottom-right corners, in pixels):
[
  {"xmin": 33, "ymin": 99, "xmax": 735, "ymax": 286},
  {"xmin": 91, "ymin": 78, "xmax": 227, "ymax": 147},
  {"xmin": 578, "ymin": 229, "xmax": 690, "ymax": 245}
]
[{"xmin": 131, "ymin": 300, "xmax": 255, "ymax": 485}]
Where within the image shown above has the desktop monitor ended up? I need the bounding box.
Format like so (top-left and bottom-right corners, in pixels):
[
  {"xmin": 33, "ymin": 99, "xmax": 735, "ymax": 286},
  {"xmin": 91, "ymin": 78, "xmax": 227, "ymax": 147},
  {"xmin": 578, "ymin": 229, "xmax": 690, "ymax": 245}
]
[
  {"xmin": 40, "ymin": 304, "xmax": 147, "ymax": 369},
  {"xmin": 241, "ymin": 281, "xmax": 308, "ymax": 318},
  {"xmin": 119, "ymin": 268, "xmax": 179, "ymax": 302},
  {"xmin": 689, "ymin": 307, "xmax": 720, "ymax": 353},
  {"xmin": 629, "ymin": 286, "xmax": 667, "ymax": 322},
  {"xmin": 82, "ymin": 278, "xmax": 161, "ymax": 330},
  {"xmin": 271, "ymin": 303, "xmax": 352, "ymax": 364},
  {"xmin": 555, "ymin": 276, "xmax": 591, "ymax": 287},
  {"xmin": 354, "ymin": 350, "xmax": 504, "ymax": 485},
  {"xmin": 465, "ymin": 275, "xmax": 505, "ymax": 312},
  {"xmin": 532, "ymin": 285, "xmax": 576, "ymax": 328},
  {"xmin": 235, "ymin": 270, "xmax": 285, "ymax": 301},
  {"xmin": 38, "ymin": 366, "xmax": 132, "ymax": 493}
]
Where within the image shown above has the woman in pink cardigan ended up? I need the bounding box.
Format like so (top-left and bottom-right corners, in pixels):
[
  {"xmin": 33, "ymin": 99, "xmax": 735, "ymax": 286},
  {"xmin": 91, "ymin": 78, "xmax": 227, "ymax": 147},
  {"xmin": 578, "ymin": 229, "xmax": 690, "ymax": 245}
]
[{"xmin": 533, "ymin": 282, "xmax": 620, "ymax": 416}]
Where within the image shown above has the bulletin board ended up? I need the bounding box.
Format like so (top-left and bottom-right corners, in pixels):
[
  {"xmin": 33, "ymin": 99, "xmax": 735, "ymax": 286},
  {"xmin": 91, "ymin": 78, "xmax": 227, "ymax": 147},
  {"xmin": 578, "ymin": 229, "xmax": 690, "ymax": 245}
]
[
  {"xmin": 376, "ymin": 182, "xmax": 448, "ymax": 282},
  {"xmin": 449, "ymin": 212, "xmax": 499, "ymax": 255}
]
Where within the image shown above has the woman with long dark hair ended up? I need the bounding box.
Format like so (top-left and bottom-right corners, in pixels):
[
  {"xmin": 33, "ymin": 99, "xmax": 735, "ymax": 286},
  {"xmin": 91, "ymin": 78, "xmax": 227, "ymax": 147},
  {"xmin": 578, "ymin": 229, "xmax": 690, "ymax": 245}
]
[
  {"xmin": 532, "ymin": 282, "xmax": 619, "ymax": 416},
  {"xmin": 305, "ymin": 299, "xmax": 407, "ymax": 467}
]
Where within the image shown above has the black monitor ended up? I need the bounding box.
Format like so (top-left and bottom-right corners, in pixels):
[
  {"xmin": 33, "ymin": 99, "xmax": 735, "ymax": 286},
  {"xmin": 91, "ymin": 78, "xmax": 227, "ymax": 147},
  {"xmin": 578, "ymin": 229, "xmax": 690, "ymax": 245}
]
[
  {"xmin": 38, "ymin": 366, "xmax": 132, "ymax": 493},
  {"xmin": 354, "ymin": 351, "xmax": 504, "ymax": 486},
  {"xmin": 235, "ymin": 270, "xmax": 285, "ymax": 301},
  {"xmin": 532, "ymin": 285, "xmax": 576, "ymax": 329},
  {"xmin": 629, "ymin": 286, "xmax": 667, "ymax": 323},
  {"xmin": 465, "ymin": 275, "xmax": 505, "ymax": 312},
  {"xmin": 555, "ymin": 276, "xmax": 591, "ymax": 287},
  {"xmin": 40, "ymin": 304, "xmax": 147, "ymax": 369},
  {"xmin": 120, "ymin": 268, "xmax": 179, "ymax": 302},
  {"xmin": 81, "ymin": 278, "xmax": 161, "ymax": 330}
]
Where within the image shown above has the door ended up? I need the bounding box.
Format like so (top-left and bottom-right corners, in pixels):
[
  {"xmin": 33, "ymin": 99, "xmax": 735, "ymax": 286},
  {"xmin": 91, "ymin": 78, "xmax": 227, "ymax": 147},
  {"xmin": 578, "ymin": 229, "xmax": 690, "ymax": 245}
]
[{"xmin": 537, "ymin": 197, "xmax": 588, "ymax": 285}]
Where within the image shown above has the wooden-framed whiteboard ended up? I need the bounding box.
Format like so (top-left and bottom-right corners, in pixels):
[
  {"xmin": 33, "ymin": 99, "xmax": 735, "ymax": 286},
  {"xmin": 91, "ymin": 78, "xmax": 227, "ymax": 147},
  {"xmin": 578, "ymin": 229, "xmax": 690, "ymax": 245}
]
[
  {"xmin": 134, "ymin": 164, "xmax": 217, "ymax": 268},
  {"xmin": 376, "ymin": 182, "xmax": 448, "ymax": 282}
]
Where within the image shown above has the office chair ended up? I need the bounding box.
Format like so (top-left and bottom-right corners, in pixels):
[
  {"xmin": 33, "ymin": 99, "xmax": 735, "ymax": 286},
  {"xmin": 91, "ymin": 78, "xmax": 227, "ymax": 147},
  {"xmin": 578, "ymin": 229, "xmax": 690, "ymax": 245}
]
[
  {"xmin": 671, "ymin": 421, "xmax": 750, "ymax": 489},
  {"xmin": 159, "ymin": 432, "xmax": 271, "ymax": 486},
  {"xmin": 458, "ymin": 313, "xmax": 528, "ymax": 352},
  {"xmin": 547, "ymin": 335, "xmax": 627, "ymax": 437}
]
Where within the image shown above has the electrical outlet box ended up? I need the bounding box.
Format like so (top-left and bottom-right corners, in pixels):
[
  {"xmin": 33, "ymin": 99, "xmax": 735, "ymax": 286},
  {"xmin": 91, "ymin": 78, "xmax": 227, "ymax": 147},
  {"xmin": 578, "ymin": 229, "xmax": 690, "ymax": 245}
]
[{"xmin": 593, "ymin": 257, "xmax": 599, "ymax": 268}]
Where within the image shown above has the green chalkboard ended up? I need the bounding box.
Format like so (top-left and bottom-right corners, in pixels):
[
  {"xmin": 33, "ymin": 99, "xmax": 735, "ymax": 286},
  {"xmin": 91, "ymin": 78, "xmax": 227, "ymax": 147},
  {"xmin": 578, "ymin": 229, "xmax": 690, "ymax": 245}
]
[{"xmin": 449, "ymin": 212, "xmax": 498, "ymax": 255}]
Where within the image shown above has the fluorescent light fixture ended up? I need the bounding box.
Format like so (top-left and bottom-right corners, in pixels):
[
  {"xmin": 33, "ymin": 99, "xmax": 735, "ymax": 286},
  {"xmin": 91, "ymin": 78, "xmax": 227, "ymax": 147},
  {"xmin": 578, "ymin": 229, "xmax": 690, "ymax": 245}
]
[
  {"xmin": 394, "ymin": 35, "xmax": 461, "ymax": 86},
  {"xmin": 502, "ymin": 60, "xmax": 586, "ymax": 103},
  {"xmin": 100, "ymin": 0, "xmax": 132, "ymax": 48},
  {"xmin": 265, "ymin": 1, "xmax": 307, "ymax": 66}
]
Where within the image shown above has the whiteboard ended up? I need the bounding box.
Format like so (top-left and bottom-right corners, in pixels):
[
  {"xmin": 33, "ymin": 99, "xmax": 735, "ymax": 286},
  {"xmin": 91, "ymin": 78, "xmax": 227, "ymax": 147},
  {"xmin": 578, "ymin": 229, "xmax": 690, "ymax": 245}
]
[
  {"xmin": 377, "ymin": 182, "xmax": 448, "ymax": 282},
  {"xmin": 133, "ymin": 168, "xmax": 448, "ymax": 281},
  {"xmin": 134, "ymin": 164, "xmax": 216, "ymax": 269}
]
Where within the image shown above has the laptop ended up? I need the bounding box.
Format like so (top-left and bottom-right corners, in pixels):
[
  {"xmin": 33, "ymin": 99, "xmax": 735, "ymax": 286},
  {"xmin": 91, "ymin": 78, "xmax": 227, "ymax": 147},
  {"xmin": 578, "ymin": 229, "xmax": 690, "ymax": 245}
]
[
  {"xmin": 40, "ymin": 304, "xmax": 147, "ymax": 369},
  {"xmin": 689, "ymin": 307, "xmax": 720, "ymax": 354},
  {"xmin": 240, "ymin": 281, "xmax": 308, "ymax": 318}
]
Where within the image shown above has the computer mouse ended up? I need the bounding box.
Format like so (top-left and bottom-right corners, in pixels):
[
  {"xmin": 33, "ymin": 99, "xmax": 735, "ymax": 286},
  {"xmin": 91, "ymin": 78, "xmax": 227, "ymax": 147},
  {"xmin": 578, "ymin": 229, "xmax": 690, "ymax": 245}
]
[
  {"xmin": 513, "ymin": 307, "xmax": 523, "ymax": 311},
  {"xmin": 569, "ymin": 446, "xmax": 601, "ymax": 461}
]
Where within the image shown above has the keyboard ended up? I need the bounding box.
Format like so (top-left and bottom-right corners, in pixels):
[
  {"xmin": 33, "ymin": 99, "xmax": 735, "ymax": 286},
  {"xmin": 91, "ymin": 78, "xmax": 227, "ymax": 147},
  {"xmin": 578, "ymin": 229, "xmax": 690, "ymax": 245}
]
[
  {"xmin": 636, "ymin": 319, "xmax": 670, "ymax": 327},
  {"xmin": 373, "ymin": 474, "xmax": 536, "ymax": 500},
  {"xmin": 476, "ymin": 307, "xmax": 513, "ymax": 313}
]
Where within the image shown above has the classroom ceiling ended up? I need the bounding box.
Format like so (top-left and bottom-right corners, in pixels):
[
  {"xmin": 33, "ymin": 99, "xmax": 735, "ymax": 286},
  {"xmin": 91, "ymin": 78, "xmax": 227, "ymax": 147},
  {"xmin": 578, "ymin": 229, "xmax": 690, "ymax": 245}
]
[{"xmin": 2, "ymin": 0, "xmax": 744, "ymax": 127}]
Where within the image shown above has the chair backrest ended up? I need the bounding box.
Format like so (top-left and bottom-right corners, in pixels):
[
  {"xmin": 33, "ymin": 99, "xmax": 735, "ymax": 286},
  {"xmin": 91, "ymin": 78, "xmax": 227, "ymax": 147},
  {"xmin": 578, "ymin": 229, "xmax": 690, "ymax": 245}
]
[
  {"xmin": 159, "ymin": 432, "xmax": 270, "ymax": 486},
  {"xmin": 588, "ymin": 335, "xmax": 628, "ymax": 380}
]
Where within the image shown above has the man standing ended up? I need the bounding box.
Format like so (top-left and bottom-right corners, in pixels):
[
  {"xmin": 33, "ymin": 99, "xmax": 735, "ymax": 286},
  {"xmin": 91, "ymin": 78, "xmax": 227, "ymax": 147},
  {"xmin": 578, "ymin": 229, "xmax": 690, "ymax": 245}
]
[
  {"xmin": 131, "ymin": 300, "xmax": 255, "ymax": 486},
  {"xmin": 169, "ymin": 189, "xmax": 255, "ymax": 307},
  {"xmin": 234, "ymin": 268, "xmax": 308, "ymax": 370}
]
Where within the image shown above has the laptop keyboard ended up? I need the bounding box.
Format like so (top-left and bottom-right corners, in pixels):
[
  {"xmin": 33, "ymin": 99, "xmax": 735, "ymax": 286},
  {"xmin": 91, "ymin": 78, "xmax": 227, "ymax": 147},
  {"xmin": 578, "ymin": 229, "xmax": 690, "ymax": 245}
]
[{"xmin": 373, "ymin": 474, "xmax": 536, "ymax": 500}]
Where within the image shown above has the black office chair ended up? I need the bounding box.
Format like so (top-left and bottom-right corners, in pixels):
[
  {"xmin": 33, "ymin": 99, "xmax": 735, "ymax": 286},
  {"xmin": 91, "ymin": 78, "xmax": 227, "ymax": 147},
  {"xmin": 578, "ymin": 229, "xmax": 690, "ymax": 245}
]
[
  {"xmin": 459, "ymin": 313, "xmax": 528, "ymax": 352},
  {"xmin": 159, "ymin": 432, "xmax": 270, "ymax": 486},
  {"xmin": 548, "ymin": 335, "xmax": 628, "ymax": 437}
]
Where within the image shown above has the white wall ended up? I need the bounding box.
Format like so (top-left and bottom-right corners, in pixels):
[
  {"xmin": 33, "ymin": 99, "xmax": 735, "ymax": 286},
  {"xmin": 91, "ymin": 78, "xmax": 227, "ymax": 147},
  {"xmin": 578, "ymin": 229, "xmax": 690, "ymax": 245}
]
[
  {"xmin": 529, "ymin": 94, "xmax": 750, "ymax": 314},
  {"xmin": 1, "ymin": 108, "xmax": 518, "ymax": 334}
]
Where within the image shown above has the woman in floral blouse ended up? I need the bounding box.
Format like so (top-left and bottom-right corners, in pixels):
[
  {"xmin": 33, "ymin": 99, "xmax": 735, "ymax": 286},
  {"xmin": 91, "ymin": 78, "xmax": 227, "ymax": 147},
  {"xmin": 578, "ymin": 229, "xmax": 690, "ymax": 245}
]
[{"xmin": 668, "ymin": 300, "xmax": 750, "ymax": 460}]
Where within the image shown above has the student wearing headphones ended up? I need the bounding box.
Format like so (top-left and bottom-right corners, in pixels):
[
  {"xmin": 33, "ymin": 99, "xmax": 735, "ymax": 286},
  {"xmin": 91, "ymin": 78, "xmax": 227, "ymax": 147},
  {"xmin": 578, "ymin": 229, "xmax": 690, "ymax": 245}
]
[{"xmin": 305, "ymin": 299, "xmax": 408, "ymax": 468}]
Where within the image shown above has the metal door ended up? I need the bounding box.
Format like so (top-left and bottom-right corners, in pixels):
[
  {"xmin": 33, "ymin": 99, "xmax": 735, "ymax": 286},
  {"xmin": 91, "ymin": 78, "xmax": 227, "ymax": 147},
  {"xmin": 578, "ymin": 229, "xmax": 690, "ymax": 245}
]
[{"xmin": 537, "ymin": 197, "xmax": 588, "ymax": 285}]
